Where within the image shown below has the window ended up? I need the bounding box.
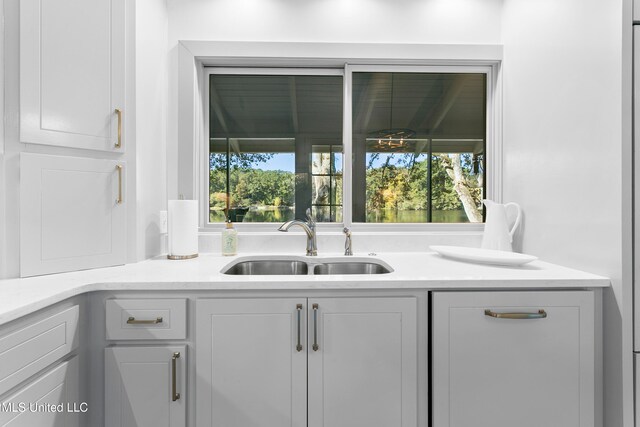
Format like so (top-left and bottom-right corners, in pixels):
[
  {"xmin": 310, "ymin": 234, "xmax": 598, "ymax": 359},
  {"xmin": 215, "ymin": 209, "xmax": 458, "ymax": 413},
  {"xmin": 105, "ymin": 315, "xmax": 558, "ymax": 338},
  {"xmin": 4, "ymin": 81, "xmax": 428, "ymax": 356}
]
[
  {"xmin": 351, "ymin": 72, "xmax": 486, "ymax": 223},
  {"xmin": 206, "ymin": 66, "xmax": 489, "ymax": 227},
  {"xmin": 208, "ymin": 72, "xmax": 343, "ymax": 223}
]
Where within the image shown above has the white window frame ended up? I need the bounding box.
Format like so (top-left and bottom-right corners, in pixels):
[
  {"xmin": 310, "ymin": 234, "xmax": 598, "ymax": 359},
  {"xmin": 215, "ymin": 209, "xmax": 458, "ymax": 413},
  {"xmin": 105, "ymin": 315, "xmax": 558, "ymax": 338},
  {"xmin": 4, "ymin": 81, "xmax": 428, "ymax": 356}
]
[{"xmin": 178, "ymin": 41, "xmax": 503, "ymax": 233}]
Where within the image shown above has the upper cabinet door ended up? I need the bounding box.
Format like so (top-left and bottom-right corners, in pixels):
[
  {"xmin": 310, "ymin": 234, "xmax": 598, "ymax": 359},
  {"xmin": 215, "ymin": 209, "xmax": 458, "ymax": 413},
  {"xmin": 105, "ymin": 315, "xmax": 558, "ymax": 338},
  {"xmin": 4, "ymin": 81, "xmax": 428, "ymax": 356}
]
[
  {"xmin": 20, "ymin": 0, "xmax": 126, "ymax": 152},
  {"xmin": 307, "ymin": 297, "xmax": 418, "ymax": 427},
  {"xmin": 20, "ymin": 153, "xmax": 126, "ymax": 277}
]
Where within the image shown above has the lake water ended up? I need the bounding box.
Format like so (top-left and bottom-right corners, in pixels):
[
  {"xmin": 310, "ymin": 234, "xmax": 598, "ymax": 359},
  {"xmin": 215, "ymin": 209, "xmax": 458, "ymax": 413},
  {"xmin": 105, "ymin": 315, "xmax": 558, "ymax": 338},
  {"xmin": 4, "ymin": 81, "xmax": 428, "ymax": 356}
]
[{"xmin": 211, "ymin": 208, "xmax": 470, "ymax": 223}]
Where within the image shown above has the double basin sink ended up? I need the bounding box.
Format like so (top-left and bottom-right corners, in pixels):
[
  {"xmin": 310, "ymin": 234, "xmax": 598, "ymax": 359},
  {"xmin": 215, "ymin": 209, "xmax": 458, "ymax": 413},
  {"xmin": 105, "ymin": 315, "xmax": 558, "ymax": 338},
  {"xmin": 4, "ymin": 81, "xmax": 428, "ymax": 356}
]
[{"xmin": 222, "ymin": 256, "xmax": 393, "ymax": 276}]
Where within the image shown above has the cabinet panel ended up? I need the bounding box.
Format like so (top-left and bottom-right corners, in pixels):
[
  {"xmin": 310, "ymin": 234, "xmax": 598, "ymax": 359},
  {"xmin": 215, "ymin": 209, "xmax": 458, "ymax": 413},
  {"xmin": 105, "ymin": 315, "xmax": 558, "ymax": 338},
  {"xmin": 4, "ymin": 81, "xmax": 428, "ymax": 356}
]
[
  {"xmin": 20, "ymin": 0, "xmax": 125, "ymax": 151},
  {"xmin": 307, "ymin": 297, "xmax": 417, "ymax": 427},
  {"xmin": 196, "ymin": 298, "xmax": 307, "ymax": 427},
  {"xmin": 20, "ymin": 153, "xmax": 126, "ymax": 277},
  {"xmin": 0, "ymin": 356, "xmax": 80, "ymax": 427},
  {"xmin": 0, "ymin": 306, "xmax": 79, "ymax": 397},
  {"xmin": 105, "ymin": 346, "xmax": 186, "ymax": 427},
  {"xmin": 432, "ymin": 291, "xmax": 595, "ymax": 427}
]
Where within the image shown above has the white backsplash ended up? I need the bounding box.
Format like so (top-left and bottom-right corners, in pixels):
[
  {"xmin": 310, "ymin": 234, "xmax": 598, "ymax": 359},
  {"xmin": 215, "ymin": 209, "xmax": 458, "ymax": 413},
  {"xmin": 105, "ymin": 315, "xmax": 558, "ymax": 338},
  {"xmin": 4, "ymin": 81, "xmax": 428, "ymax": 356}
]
[{"xmin": 192, "ymin": 232, "xmax": 483, "ymax": 255}]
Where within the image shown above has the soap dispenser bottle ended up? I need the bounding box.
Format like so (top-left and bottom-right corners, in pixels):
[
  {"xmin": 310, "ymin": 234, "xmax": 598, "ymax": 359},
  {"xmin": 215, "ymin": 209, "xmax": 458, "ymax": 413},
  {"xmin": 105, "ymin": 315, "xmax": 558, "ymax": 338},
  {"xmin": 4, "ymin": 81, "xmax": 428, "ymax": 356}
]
[{"xmin": 221, "ymin": 220, "xmax": 237, "ymax": 256}]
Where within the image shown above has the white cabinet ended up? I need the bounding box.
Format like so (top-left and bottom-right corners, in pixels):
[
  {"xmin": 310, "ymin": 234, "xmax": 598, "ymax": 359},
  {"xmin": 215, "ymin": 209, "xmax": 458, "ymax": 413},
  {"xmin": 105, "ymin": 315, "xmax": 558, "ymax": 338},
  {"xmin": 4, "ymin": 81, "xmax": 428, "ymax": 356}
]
[
  {"xmin": 20, "ymin": 0, "xmax": 126, "ymax": 151},
  {"xmin": 432, "ymin": 291, "xmax": 596, "ymax": 427},
  {"xmin": 20, "ymin": 153, "xmax": 126, "ymax": 277},
  {"xmin": 105, "ymin": 346, "xmax": 186, "ymax": 427},
  {"xmin": 0, "ymin": 356, "xmax": 80, "ymax": 427},
  {"xmin": 307, "ymin": 297, "xmax": 417, "ymax": 427},
  {"xmin": 196, "ymin": 298, "xmax": 307, "ymax": 427},
  {"xmin": 0, "ymin": 306, "xmax": 79, "ymax": 396},
  {"xmin": 196, "ymin": 297, "xmax": 417, "ymax": 427}
]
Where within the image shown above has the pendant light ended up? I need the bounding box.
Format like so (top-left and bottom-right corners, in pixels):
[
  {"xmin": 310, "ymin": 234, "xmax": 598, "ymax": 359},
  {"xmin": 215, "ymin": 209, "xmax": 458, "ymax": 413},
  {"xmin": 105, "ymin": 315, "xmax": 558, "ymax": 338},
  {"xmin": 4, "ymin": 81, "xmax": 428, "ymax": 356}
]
[{"xmin": 368, "ymin": 73, "xmax": 416, "ymax": 151}]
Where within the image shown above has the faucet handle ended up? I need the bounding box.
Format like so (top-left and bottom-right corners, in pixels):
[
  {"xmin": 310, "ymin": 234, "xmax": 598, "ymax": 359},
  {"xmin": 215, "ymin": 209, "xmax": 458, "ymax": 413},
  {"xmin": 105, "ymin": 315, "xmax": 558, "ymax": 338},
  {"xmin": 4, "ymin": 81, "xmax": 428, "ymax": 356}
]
[{"xmin": 305, "ymin": 208, "xmax": 316, "ymax": 226}]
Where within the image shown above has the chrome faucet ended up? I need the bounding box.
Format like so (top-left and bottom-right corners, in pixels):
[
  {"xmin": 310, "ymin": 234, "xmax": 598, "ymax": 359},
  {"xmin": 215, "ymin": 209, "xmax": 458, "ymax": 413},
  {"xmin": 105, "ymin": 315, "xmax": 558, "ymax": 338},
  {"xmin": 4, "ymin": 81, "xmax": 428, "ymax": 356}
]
[
  {"xmin": 278, "ymin": 208, "xmax": 317, "ymax": 256},
  {"xmin": 343, "ymin": 227, "xmax": 353, "ymax": 256}
]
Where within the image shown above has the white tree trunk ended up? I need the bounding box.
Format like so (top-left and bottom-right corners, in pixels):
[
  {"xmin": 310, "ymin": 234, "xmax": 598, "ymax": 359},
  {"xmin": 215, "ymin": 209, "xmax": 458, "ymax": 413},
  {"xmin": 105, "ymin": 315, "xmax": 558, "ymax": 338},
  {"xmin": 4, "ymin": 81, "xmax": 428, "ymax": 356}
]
[
  {"xmin": 312, "ymin": 153, "xmax": 331, "ymax": 220},
  {"xmin": 442, "ymin": 154, "xmax": 482, "ymax": 223}
]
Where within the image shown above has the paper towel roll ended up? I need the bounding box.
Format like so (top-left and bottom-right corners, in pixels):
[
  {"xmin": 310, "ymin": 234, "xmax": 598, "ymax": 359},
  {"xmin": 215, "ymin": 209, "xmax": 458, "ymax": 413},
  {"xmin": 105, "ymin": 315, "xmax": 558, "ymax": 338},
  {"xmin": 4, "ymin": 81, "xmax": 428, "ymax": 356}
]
[{"xmin": 168, "ymin": 200, "xmax": 198, "ymax": 259}]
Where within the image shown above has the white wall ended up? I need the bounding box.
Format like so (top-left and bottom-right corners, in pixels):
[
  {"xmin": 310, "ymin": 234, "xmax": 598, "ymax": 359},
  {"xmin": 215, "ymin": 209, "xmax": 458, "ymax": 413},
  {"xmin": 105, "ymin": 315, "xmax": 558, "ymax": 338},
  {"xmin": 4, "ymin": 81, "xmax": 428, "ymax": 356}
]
[
  {"xmin": 167, "ymin": 0, "xmax": 503, "ymax": 45},
  {"xmin": 136, "ymin": 0, "xmax": 168, "ymax": 260},
  {"xmin": 501, "ymin": 0, "xmax": 628, "ymax": 425}
]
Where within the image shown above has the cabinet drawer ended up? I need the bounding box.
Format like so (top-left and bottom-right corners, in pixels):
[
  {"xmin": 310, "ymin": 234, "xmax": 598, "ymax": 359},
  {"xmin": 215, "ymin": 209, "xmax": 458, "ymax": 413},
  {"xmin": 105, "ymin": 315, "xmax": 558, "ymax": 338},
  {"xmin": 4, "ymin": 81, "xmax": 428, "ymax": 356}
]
[
  {"xmin": 106, "ymin": 299, "xmax": 187, "ymax": 340},
  {"xmin": 0, "ymin": 356, "xmax": 79, "ymax": 426},
  {"xmin": 0, "ymin": 305, "xmax": 79, "ymax": 397}
]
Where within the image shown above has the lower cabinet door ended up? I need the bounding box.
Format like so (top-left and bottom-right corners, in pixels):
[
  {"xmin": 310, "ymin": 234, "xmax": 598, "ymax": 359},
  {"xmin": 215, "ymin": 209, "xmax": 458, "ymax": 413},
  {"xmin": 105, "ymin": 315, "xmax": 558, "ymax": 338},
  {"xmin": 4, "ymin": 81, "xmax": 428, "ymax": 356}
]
[
  {"xmin": 105, "ymin": 346, "xmax": 186, "ymax": 427},
  {"xmin": 196, "ymin": 298, "xmax": 307, "ymax": 427},
  {"xmin": 432, "ymin": 291, "xmax": 596, "ymax": 427},
  {"xmin": 307, "ymin": 297, "xmax": 417, "ymax": 427},
  {"xmin": 0, "ymin": 356, "xmax": 80, "ymax": 427}
]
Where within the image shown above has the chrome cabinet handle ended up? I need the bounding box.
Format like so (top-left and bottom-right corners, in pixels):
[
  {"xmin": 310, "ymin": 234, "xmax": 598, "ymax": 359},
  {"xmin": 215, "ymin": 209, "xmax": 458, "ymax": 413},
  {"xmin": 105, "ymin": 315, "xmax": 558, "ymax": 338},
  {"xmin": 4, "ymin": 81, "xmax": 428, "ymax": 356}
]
[
  {"xmin": 116, "ymin": 165, "xmax": 123, "ymax": 204},
  {"xmin": 484, "ymin": 309, "xmax": 547, "ymax": 319},
  {"xmin": 172, "ymin": 352, "xmax": 181, "ymax": 401},
  {"xmin": 114, "ymin": 108, "xmax": 122, "ymax": 148},
  {"xmin": 126, "ymin": 316, "xmax": 162, "ymax": 324},
  {"xmin": 312, "ymin": 303, "xmax": 319, "ymax": 351},
  {"xmin": 296, "ymin": 304, "xmax": 303, "ymax": 352}
]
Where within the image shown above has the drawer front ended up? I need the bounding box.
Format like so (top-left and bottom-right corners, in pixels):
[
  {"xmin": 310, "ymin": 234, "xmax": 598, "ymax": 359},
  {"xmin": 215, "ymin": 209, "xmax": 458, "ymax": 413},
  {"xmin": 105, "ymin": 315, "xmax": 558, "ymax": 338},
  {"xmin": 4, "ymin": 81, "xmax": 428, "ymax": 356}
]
[
  {"xmin": 0, "ymin": 305, "xmax": 79, "ymax": 397},
  {"xmin": 106, "ymin": 299, "xmax": 187, "ymax": 340},
  {"xmin": 0, "ymin": 356, "xmax": 79, "ymax": 426},
  {"xmin": 432, "ymin": 290, "xmax": 595, "ymax": 427}
]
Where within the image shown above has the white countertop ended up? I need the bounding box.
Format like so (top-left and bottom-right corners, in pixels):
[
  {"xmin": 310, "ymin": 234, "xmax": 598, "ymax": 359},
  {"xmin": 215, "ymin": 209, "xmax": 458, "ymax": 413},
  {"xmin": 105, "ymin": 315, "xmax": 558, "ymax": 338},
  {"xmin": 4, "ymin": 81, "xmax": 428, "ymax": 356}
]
[{"xmin": 0, "ymin": 252, "xmax": 609, "ymax": 326}]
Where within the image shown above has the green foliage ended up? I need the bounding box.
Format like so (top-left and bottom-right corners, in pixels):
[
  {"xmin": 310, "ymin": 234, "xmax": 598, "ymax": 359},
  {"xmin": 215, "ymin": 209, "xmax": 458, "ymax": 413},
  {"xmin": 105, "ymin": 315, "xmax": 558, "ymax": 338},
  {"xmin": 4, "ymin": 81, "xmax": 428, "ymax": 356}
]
[
  {"xmin": 210, "ymin": 153, "xmax": 275, "ymax": 170},
  {"xmin": 365, "ymin": 153, "xmax": 481, "ymax": 213},
  {"xmin": 209, "ymin": 152, "xmax": 481, "ymax": 222},
  {"xmin": 210, "ymin": 167, "xmax": 294, "ymax": 209}
]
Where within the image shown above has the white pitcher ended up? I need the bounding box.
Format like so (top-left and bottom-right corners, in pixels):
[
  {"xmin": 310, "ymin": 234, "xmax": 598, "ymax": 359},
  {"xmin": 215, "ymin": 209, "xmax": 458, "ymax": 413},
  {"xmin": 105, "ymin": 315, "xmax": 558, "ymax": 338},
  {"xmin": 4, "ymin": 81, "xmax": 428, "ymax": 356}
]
[{"xmin": 481, "ymin": 199, "xmax": 522, "ymax": 252}]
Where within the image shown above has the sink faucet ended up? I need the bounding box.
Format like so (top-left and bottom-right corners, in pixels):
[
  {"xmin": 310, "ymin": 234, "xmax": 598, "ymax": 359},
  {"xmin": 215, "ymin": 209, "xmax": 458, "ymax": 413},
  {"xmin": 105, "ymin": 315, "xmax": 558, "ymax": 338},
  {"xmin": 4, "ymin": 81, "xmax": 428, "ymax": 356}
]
[
  {"xmin": 278, "ymin": 208, "xmax": 317, "ymax": 256},
  {"xmin": 343, "ymin": 227, "xmax": 353, "ymax": 256}
]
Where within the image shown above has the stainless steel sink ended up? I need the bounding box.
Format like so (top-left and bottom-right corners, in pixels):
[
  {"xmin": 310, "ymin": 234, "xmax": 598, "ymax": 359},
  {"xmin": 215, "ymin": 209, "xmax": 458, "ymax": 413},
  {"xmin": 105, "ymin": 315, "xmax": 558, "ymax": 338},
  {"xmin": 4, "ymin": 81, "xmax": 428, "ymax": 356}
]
[
  {"xmin": 313, "ymin": 262, "xmax": 391, "ymax": 275},
  {"xmin": 223, "ymin": 260, "xmax": 309, "ymax": 275},
  {"xmin": 222, "ymin": 257, "xmax": 392, "ymax": 275}
]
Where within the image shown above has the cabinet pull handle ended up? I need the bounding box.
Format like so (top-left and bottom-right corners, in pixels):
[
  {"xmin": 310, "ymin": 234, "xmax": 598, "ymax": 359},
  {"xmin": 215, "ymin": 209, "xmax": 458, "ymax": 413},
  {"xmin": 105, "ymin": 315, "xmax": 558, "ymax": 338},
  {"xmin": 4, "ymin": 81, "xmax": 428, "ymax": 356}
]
[
  {"xmin": 312, "ymin": 303, "xmax": 319, "ymax": 351},
  {"xmin": 296, "ymin": 304, "xmax": 303, "ymax": 352},
  {"xmin": 114, "ymin": 108, "xmax": 122, "ymax": 148},
  {"xmin": 484, "ymin": 309, "xmax": 547, "ymax": 319},
  {"xmin": 116, "ymin": 165, "xmax": 123, "ymax": 204},
  {"xmin": 126, "ymin": 316, "xmax": 163, "ymax": 324},
  {"xmin": 172, "ymin": 352, "xmax": 181, "ymax": 401}
]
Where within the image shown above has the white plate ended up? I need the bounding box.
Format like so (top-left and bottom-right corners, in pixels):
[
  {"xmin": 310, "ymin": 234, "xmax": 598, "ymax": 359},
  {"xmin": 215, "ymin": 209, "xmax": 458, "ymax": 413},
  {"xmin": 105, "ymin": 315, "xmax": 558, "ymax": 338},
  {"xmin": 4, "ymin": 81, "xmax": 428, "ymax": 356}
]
[{"xmin": 429, "ymin": 245, "xmax": 538, "ymax": 266}]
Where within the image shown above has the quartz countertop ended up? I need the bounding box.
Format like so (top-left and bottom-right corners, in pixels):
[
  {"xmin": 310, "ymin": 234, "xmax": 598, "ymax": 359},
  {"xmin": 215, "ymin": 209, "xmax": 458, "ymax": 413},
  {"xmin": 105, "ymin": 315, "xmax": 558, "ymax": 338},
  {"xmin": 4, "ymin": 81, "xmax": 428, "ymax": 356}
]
[{"xmin": 0, "ymin": 251, "xmax": 609, "ymax": 326}]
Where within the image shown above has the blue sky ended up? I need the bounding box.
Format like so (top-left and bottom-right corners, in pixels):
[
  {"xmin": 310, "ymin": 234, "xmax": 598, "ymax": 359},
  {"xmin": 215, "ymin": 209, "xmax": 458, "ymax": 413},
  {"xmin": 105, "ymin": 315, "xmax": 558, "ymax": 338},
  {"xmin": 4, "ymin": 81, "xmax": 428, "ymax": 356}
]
[
  {"xmin": 250, "ymin": 152, "xmax": 428, "ymax": 172},
  {"xmin": 252, "ymin": 154, "xmax": 295, "ymax": 172}
]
